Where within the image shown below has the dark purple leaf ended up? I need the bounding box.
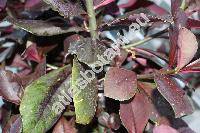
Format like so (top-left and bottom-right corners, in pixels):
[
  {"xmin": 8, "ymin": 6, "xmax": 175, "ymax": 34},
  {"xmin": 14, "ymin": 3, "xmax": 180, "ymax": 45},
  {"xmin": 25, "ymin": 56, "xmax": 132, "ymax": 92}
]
[
  {"xmin": 104, "ymin": 67, "xmax": 137, "ymax": 101},
  {"xmin": 154, "ymin": 74, "xmax": 193, "ymax": 118},
  {"xmin": 3, "ymin": 114, "xmax": 22, "ymax": 133},
  {"xmin": 6, "ymin": 17, "xmax": 84, "ymax": 36},
  {"xmin": 0, "ymin": 69, "xmax": 23, "ymax": 105},
  {"xmin": 177, "ymin": 27, "xmax": 198, "ymax": 69},
  {"xmin": 68, "ymin": 37, "xmax": 107, "ymax": 67},
  {"xmin": 52, "ymin": 117, "xmax": 77, "ymax": 133},
  {"xmin": 98, "ymin": 10, "xmax": 172, "ymax": 31},
  {"xmin": 43, "ymin": 0, "xmax": 85, "ymax": 18}
]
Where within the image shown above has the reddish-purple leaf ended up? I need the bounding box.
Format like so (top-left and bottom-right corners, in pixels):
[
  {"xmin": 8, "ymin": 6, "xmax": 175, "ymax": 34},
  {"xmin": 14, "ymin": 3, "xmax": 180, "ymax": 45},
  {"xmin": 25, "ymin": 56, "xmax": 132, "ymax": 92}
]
[
  {"xmin": 25, "ymin": 0, "xmax": 41, "ymax": 9},
  {"xmin": 135, "ymin": 48, "xmax": 168, "ymax": 62},
  {"xmin": 6, "ymin": 17, "xmax": 84, "ymax": 36},
  {"xmin": 187, "ymin": 18, "xmax": 200, "ymax": 29},
  {"xmin": 10, "ymin": 54, "xmax": 29, "ymax": 69},
  {"xmin": 20, "ymin": 57, "xmax": 46, "ymax": 87},
  {"xmin": 0, "ymin": 69, "xmax": 23, "ymax": 105},
  {"xmin": 22, "ymin": 43, "xmax": 43, "ymax": 63},
  {"xmin": 107, "ymin": 113, "xmax": 121, "ymax": 130},
  {"xmin": 52, "ymin": 117, "xmax": 77, "ymax": 133},
  {"xmin": 171, "ymin": 0, "xmax": 182, "ymax": 17},
  {"xmin": 120, "ymin": 91, "xmax": 151, "ymax": 133},
  {"xmin": 180, "ymin": 58, "xmax": 200, "ymax": 73},
  {"xmin": 154, "ymin": 74, "xmax": 193, "ymax": 118},
  {"xmin": 94, "ymin": 0, "xmax": 115, "ymax": 9},
  {"xmin": 169, "ymin": 27, "xmax": 179, "ymax": 68},
  {"xmin": 112, "ymin": 49, "xmax": 128, "ymax": 67},
  {"xmin": 118, "ymin": 0, "xmax": 137, "ymax": 8},
  {"xmin": 3, "ymin": 115, "xmax": 22, "ymax": 133},
  {"xmin": 43, "ymin": 0, "xmax": 85, "ymax": 18},
  {"xmin": 104, "ymin": 67, "xmax": 137, "ymax": 101},
  {"xmin": 153, "ymin": 125, "xmax": 178, "ymax": 133},
  {"xmin": 147, "ymin": 4, "xmax": 168, "ymax": 15},
  {"xmin": 177, "ymin": 27, "xmax": 198, "ymax": 69},
  {"xmin": 0, "ymin": 0, "xmax": 7, "ymax": 11}
]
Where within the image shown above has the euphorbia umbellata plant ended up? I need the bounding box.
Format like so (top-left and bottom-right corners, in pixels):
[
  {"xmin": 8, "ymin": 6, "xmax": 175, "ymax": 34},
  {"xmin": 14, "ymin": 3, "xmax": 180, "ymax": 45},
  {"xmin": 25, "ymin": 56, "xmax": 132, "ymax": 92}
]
[{"xmin": 0, "ymin": 0, "xmax": 200, "ymax": 132}]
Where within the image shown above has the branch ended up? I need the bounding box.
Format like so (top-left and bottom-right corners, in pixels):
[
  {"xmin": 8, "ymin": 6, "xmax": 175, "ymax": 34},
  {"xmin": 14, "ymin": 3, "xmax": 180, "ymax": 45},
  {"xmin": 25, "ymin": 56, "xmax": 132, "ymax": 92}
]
[{"xmin": 85, "ymin": 0, "xmax": 98, "ymax": 39}]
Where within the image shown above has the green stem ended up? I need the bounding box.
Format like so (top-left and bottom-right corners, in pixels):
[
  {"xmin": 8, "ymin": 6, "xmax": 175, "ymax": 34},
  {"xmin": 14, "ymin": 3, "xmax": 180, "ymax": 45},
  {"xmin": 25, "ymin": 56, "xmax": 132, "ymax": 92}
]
[
  {"xmin": 122, "ymin": 28, "xmax": 168, "ymax": 49},
  {"xmin": 85, "ymin": 0, "xmax": 98, "ymax": 39},
  {"xmin": 122, "ymin": 37, "xmax": 153, "ymax": 49},
  {"xmin": 137, "ymin": 69, "xmax": 176, "ymax": 80}
]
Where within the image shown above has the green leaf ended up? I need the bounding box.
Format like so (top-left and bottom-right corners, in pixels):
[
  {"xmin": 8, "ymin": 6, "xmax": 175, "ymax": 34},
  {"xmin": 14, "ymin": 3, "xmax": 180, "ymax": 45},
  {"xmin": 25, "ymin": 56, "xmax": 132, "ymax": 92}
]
[
  {"xmin": 20, "ymin": 65, "xmax": 72, "ymax": 133},
  {"xmin": 72, "ymin": 58, "xmax": 98, "ymax": 124},
  {"xmin": 6, "ymin": 17, "xmax": 84, "ymax": 36}
]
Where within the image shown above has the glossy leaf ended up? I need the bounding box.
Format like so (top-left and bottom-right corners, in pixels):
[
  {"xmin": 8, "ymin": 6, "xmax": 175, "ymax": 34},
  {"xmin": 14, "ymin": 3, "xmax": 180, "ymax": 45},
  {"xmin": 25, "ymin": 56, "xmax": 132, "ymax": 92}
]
[
  {"xmin": 43, "ymin": 0, "xmax": 85, "ymax": 18},
  {"xmin": 154, "ymin": 74, "xmax": 193, "ymax": 118},
  {"xmin": 52, "ymin": 117, "xmax": 77, "ymax": 133},
  {"xmin": 71, "ymin": 58, "xmax": 98, "ymax": 124},
  {"xmin": 68, "ymin": 37, "xmax": 107, "ymax": 67},
  {"xmin": 104, "ymin": 67, "xmax": 137, "ymax": 101},
  {"xmin": 177, "ymin": 27, "xmax": 198, "ymax": 69},
  {"xmin": 0, "ymin": 69, "xmax": 23, "ymax": 105},
  {"xmin": 3, "ymin": 114, "xmax": 22, "ymax": 133},
  {"xmin": 20, "ymin": 65, "xmax": 72, "ymax": 132},
  {"xmin": 5, "ymin": 17, "xmax": 84, "ymax": 36},
  {"xmin": 153, "ymin": 125, "xmax": 178, "ymax": 133}
]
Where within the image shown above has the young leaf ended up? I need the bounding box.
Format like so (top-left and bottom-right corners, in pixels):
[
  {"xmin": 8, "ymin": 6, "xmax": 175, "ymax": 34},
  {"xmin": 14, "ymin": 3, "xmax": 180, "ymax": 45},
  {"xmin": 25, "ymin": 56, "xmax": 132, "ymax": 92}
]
[
  {"xmin": 20, "ymin": 65, "xmax": 72, "ymax": 132},
  {"xmin": 43, "ymin": 0, "xmax": 85, "ymax": 18},
  {"xmin": 0, "ymin": 69, "xmax": 23, "ymax": 105},
  {"xmin": 52, "ymin": 117, "xmax": 77, "ymax": 133},
  {"xmin": 177, "ymin": 27, "xmax": 198, "ymax": 69},
  {"xmin": 3, "ymin": 114, "xmax": 22, "ymax": 133},
  {"xmin": 104, "ymin": 67, "xmax": 137, "ymax": 101},
  {"xmin": 154, "ymin": 74, "xmax": 193, "ymax": 118},
  {"xmin": 71, "ymin": 58, "xmax": 98, "ymax": 125},
  {"xmin": 5, "ymin": 17, "xmax": 84, "ymax": 36}
]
